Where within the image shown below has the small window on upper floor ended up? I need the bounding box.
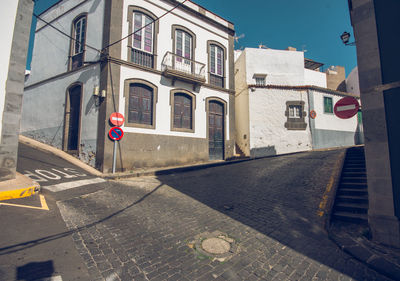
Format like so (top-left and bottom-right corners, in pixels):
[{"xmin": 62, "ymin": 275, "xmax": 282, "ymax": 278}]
[
  {"xmin": 253, "ymin": 74, "xmax": 267, "ymax": 86},
  {"xmin": 70, "ymin": 15, "xmax": 87, "ymax": 71}
]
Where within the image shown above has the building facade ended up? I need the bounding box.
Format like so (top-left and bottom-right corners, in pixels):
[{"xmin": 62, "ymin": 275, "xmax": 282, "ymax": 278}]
[
  {"xmin": 234, "ymin": 47, "xmax": 362, "ymax": 157},
  {"xmin": 0, "ymin": 0, "xmax": 34, "ymax": 181},
  {"xmin": 22, "ymin": 0, "xmax": 236, "ymax": 172}
]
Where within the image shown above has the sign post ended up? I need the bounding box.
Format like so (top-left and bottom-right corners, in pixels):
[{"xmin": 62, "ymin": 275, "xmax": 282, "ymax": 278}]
[{"xmin": 108, "ymin": 113, "xmax": 125, "ymax": 173}]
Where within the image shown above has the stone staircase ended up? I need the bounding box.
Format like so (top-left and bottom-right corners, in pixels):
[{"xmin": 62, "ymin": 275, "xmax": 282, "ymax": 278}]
[{"xmin": 332, "ymin": 146, "xmax": 368, "ymax": 225}]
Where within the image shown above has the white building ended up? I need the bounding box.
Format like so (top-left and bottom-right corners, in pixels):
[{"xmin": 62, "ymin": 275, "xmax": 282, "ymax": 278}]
[
  {"xmin": 22, "ymin": 0, "xmax": 236, "ymax": 172},
  {"xmin": 235, "ymin": 47, "xmax": 362, "ymax": 157}
]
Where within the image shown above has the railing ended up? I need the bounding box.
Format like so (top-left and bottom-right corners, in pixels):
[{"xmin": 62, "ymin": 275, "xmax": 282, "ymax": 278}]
[
  {"xmin": 131, "ymin": 48, "xmax": 154, "ymax": 68},
  {"xmin": 161, "ymin": 52, "xmax": 206, "ymax": 82},
  {"xmin": 210, "ymin": 73, "xmax": 224, "ymax": 88}
]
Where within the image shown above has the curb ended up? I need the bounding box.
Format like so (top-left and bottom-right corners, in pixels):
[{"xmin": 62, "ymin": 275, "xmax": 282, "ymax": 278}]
[
  {"xmin": 0, "ymin": 185, "xmax": 40, "ymax": 201},
  {"xmin": 19, "ymin": 135, "xmax": 103, "ymax": 177}
]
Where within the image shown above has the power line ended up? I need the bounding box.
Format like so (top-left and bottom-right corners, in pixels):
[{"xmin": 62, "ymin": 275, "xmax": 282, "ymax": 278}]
[
  {"xmin": 33, "ymin": 13, "xmax": 102, "ymax": 54},
  {"xmin": 102, "ymin": 0, "xmax": 189, "ymax": 51}
]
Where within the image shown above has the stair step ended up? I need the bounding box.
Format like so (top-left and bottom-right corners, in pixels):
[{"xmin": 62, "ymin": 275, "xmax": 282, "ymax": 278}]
[
  {"xmin": 336, "ymin": 195, "xmax": 368, "ymax": 204},
  {"xmin": 340, "ymin": 182, "xmax": 368, "ymax": 189},
  {"xmin": 334, "ymin": 202, "xmax": 368, "ymax": 213},
  {"xmin": 340, "ymin": 177, "xmax": 367, "ymax": 183},
  {"xmin": 332, "ymin": 211, "xmax": 368, "ymax": 224},
  {"xmin": 342, "ymin": 171, "xmax": 366, "ymax": 176},
  {"xmin": 338, "ymin": 188, "xmax": 368, "ymax": 196}
]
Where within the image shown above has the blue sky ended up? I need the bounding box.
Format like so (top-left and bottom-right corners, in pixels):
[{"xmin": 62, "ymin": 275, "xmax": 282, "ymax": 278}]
[{"xmin": 28, "ymin": 0, "xmax": 357, "ymax": 75}]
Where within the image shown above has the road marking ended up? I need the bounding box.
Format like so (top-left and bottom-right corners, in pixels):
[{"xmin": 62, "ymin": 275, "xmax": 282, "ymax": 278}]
[
  {"xmin": 0, "ymin": 194, "xmax": 49, "ymax": 210},
  {"xmin": 336, "ymin": 104, "xmax": 356, "ymax": 112},
  {"xmin": 43, "ymin": 178, "xmax": 106, "ymax": 192},
  {"xmin": 41, "ymin": 276, "xmax": 63, "ymax": 281}
]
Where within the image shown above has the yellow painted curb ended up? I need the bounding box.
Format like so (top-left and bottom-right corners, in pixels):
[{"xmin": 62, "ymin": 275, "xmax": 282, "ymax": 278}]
[{"xmin": 0, "ymin": 185, "xmax": 40, "ymax": 201}]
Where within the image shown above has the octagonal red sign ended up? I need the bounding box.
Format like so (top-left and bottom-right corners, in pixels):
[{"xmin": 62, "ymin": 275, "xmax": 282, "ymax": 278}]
[{"xmin": 334, "ymin": 97, "xmax": 360, "ymax": 119}]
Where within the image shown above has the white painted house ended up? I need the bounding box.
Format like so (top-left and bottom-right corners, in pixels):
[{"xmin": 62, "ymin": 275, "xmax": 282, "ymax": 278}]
[
  {"xmin": 22, "ymin": 0, "xmax": 236, "ymax": 172},
  {"xmin": 235, "ymin": 47, "xmax": 362, "ymax": 157}
]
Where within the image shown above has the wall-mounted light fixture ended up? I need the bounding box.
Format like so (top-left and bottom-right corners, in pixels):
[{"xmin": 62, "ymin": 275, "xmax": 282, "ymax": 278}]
[
  {"xmin": 93, "ymin": 86, "xmax": 106, "ymax": 105},
  {"xmin": 340, "ymin": 31, "xmax": 356, "ymax": 46}
]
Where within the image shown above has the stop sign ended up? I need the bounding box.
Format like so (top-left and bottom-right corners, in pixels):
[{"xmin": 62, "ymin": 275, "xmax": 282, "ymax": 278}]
[
  {"xmin": 109, "ymin": 112, "xmax": 125, "ymax": 126},
  {"xmin": 334, "ymin": 97, "xmax": 360, "ymax": 119}
]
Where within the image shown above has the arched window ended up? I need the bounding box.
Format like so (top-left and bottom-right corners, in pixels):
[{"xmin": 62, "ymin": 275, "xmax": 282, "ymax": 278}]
[
  {"xmin": 170, "ymin": 89, "xmax": 196, "ymax": 132},
  {"xmin": 70, "ymin": 15, "xmax": 87, "ymax": 70},
  {"xmin": 127, "ymin": 7, "xmax": 158, "ymax": 69},
  {"xmin": 128, "ymin": 83, "xmax": 153, "ymax": 125},
  {"xmin": 207, "ymin": 41, "xmax": 226, "ymax": 88}
]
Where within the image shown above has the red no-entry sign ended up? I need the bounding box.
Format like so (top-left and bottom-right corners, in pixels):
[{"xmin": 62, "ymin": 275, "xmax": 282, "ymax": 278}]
[
  {"xmin": 109, "ymin": 112, "xmax": 125, "ymax": 127},
  {"xmin": 334, "ymin": 97, "xmax": 360, "ymax": 119},
  {"xmin": 109, "ymin": 127, "xmax": 124, "ymax": 141}
]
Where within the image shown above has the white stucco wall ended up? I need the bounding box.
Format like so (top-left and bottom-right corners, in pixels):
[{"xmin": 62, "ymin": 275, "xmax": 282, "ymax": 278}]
[
  {"xmin": 26, "ymin": 0, "xmax": 105, "ymax": 86},
  {"xmin": 312, "ymin": 91, "xmax": 358, "ymax": 132},
  {"xmin": 118, "ymin": 66, "xmax": 230, "ymax": 140},
  {"xmin": 249, "ymin": 88, "xmax": 311, "ymax": 156},
  {"xmin": 121, "ymin": 0, "xmax": 231, "ymax": 89},
  {"xmin": 245, "ymin": 48, "xmax": 305, "ymax": 86},
  {"xmin": 22, "ymin": 64, "xmax": 100, "ymax": 165},
  {"xmin": 346, "ymin": 66, "xmax": 360, "ymax": 96},
  {"xmin": 304, "ymin": 69, "xmax": 327, "ymax": 87},
  {"xmin": 0, "ymin": 1, "xmax": 19, "ymax": 143}
]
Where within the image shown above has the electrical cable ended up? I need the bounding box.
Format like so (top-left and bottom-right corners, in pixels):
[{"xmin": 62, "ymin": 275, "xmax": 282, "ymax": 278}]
[
  {"xmin": 33, "ymin": 13, "xmax": 103, "ymax": 54},
  {"xmin": 102, "ymin": 0, "xmax": 189, "ymax": 51}
]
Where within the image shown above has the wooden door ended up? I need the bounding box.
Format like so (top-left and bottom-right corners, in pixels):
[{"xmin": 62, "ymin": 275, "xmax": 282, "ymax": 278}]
[
  {"xmin": 66, "ymin": 85, "xmax": 82, "ymax": 152},
  {"xmin": 208, "ymin": 101, "xmax": 224, "ymax": 160}
]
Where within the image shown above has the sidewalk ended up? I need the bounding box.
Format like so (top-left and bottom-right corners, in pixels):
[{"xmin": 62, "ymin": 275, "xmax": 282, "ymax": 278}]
[{"xmin": 0, "ymin": 172, "xmax": 40, "ymax": 201}]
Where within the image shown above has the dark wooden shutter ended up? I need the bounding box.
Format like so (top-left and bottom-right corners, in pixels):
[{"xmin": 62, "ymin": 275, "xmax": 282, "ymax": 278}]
[
  {"xmin": 173, "ymin": 93, "xmax": 192, "ymax": 129},
  {"xmin": 128, "ymin": 84, "xmax": 153, "ymax": 125}
]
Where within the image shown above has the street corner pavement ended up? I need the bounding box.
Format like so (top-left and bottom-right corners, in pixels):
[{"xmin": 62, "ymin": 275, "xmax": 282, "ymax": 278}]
[
  {"xmin": 54, "ymin": 150, "xmax": 394, "ymax": 281},
  {"xmin": 0, "ymin": 172, "xmax": 40, "ymax": 201}
]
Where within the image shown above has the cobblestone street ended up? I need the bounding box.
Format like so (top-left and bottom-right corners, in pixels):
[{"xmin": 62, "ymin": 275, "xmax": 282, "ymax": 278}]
[{"xmin": 57, "ymin": 150, "xmax": 392, "ymax": 281}]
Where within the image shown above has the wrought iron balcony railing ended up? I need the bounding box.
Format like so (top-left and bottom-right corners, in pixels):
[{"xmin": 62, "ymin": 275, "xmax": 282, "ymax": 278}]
[
  {"xmin": 131, "ymin": 48, "xmax": 154, "ymax": 68},
  {"xmin": 161, "ymin": 52, "xmax": 206, "ymax": 85}
]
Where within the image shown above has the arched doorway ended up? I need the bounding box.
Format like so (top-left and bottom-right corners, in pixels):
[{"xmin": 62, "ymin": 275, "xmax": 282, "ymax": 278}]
[
  {"xmin": 208, "ymin": 100, "xmax": 225, "ymax": 160},
  {"xmin": 63, "ymin": 84, "xmax": 82, "ymax": 153}
]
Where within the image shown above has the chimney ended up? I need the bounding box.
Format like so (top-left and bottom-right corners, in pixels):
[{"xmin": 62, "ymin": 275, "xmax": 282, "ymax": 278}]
[{"xmin": 286, "ymin": 46, "xmax": 296, "ymax": 51}]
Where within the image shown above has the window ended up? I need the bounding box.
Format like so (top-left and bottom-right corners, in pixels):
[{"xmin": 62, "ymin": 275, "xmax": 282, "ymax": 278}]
[
  {"xmin": 70, "ymin": 15, "xmax": 87, "ymax": 70},
  {"xmin": 127, "ymin": 7, "xmax": 159, "ymax": 68},
  {"xmin": 253, "ymin": 74, "xmax": 267, "ymax": 86},
  {"xmin": 172, "ymin": 26, "xmax": 196, "ymax": 75},
  {"xmin": 209, "ymin": 44, "xmax": 224, "ymax": 87},
  {"xmin": 170, "ymin": 89, "xmax": 195, "ymax": 132},
  {"xmin": 289, "ymin": 105, "xmax": 301, "ymax": 118},
  {"xmin": 255, "ymin": 77, "xmax": 265, "ymax": 86},
  {"xmin": 124, "ymin": 79, "xmax": 158, "ymax": 129},
  {"xmin": 285, "ymin": 101, "xmax": 307, "ymax": 130},
  {"xmin": 324, "ymin": 96, "xmax": 333, "ymax": 113}
]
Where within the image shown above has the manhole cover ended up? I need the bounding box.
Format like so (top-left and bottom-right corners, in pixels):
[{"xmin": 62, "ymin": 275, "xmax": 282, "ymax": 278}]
[
  {"xmin": 202, "ymin": 237, "xmax": 231, "ymax": 254},
  {"xmin": 189, "ymin": 231, "xmax": 239, "ymax": 262}
]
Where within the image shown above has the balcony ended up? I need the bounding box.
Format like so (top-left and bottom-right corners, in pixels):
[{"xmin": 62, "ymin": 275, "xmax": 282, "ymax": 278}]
[
  {"xmin": 130, "ymin": 48, "xmax": 154, "ymax": 69},
  {"xmin": 161, "ymin": 52, "xmax": 206, "ymax": 88}
]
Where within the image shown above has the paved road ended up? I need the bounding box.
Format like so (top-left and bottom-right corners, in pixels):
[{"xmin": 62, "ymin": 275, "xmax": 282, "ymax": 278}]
[
  {"xmin": 0, "ymin": 143, "xmax": 109, "ymax": 281},
  {"xmin": 53, "ymin": 149, "xmax": 392, "ymax": 280}
]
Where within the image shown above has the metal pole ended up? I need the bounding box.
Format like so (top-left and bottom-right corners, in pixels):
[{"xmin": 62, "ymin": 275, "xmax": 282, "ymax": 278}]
[{"xmin": 112, "ymin": 140, "xmax": 117, "ymax": 173}]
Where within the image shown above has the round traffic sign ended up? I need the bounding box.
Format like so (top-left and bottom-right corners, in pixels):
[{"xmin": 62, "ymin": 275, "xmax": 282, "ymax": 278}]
[
  {"xmin": 109, "ymin": 112, "xmax": 125, "ymax": 126},
  {"xmin": 334, "ymin": 97, "xmax": 360, "ymax": 119},
  {"xmin": 108, "ymin": 127, "xmax": 124, "ymax": 141}
]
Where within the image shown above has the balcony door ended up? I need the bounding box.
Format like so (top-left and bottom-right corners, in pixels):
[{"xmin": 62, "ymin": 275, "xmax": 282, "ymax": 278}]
[{"xmin": 174, "ymin": 30, "xmax": 193, "ymax": 74}]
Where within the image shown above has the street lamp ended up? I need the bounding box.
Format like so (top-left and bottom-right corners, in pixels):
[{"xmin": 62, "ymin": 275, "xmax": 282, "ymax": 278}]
[{"xmin": 340, "ymin": 31, "xmax": 356, "ymax": 46}]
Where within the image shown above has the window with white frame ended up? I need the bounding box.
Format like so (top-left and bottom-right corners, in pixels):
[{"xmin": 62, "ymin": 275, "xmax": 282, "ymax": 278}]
[
  {"xmin": 209, "ymin": 44, "xmax": 224, "ymax": 87},
  {"xmin": 131, "ymin": 12, "xmax": 154, "ymax": 68},
  {"xmin": 289, "ymin": 105, "xmax": 302, "ymax": 118},
  {"xmin": 70, "ymin": 15, "xmax": 87, "ymax": 70}
]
